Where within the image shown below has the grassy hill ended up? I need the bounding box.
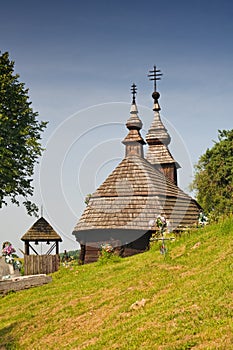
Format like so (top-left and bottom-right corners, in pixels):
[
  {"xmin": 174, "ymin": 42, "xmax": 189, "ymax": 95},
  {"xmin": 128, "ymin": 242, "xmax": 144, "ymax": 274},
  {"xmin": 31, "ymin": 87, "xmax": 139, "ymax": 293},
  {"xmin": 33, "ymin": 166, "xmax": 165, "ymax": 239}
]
[{"xmin": 1, "ymin": 217, "xmax": 233, "ymax": 349}]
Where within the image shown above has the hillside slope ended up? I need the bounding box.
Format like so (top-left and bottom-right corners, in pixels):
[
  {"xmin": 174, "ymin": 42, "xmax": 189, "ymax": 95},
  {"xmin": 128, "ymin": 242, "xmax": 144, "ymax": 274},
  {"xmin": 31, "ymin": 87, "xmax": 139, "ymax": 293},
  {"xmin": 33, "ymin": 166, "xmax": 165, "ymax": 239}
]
[{"xmin": 1, "ymin": 218, "xmax": 233, "ymax": 349}]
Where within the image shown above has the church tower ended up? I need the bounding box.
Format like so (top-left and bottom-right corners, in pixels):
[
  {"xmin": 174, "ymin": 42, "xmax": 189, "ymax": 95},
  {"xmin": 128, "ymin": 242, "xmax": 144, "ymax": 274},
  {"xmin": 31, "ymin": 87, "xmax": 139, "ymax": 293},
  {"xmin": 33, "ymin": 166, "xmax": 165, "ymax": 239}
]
[
  {"xmin": 122, "ymin": 83, "xmax": 146, "ymax": 157},
  {"xmin": 145, "ymin": 66, "xmax": 180, "ymax": 185}
]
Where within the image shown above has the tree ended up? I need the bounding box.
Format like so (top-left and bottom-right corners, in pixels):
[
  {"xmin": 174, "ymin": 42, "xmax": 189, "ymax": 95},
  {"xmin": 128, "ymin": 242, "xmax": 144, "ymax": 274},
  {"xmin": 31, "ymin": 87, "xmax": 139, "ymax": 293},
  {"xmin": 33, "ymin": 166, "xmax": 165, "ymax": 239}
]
[
  {"xmin": 191, "ymin": 129, "xmax": 233, "ymax": 217},
  {"xmin": 0, "ymin": 52, "xmax": 47, "ymax": 215}
]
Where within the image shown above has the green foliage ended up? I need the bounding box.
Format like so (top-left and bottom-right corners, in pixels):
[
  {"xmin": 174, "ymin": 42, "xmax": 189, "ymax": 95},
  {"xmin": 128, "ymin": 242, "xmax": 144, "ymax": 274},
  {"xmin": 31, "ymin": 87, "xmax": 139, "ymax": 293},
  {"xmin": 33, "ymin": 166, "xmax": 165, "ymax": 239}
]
[
  {"xmin": 191, "ymin": 129, "xmax": 233, "ymax": 217},
  {"xmin": 97, "ymin": 244, "xmax": 122, "ymax": 265},
  {"xmin": 0, "ymin": 52, "xmax": 47, "ymax": 215},
  {"xmin": 60, "ymin": 249, "xmax": 80, "ymax": 262},
  {"xmin": 97, "ymin": 249, "xmax": 122, "ymax": 265},
  {"xmin": 0, "ymin": 217, "xmax": 233, "ymax": 349}
]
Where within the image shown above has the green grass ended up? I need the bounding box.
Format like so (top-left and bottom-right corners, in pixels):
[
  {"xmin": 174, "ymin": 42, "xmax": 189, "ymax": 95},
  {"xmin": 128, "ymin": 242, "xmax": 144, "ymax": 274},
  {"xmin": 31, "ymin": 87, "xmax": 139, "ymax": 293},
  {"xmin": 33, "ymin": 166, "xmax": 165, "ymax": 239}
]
[{"xmin": 1, "ymin": 217, "xmax": 233, "ymax": 349}]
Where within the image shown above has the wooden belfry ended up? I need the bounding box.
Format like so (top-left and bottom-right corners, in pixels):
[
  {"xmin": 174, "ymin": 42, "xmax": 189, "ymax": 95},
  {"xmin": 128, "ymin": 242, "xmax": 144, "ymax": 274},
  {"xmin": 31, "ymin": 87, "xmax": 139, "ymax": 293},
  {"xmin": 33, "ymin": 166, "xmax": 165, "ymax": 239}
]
[
  {"xmin": 21, "ymin": 217, "xmax": 62, "ymax": 255},
  {"xmin": 21, "ymin": 217, "xmax": 62, "ymax": 275}
]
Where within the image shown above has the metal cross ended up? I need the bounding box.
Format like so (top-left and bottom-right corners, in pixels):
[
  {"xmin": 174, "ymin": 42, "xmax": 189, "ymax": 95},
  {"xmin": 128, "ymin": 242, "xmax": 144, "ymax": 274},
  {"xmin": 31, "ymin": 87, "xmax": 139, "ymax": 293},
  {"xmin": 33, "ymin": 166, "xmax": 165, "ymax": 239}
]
[
  {"xmin": 148, "ymin": 65, "xmax": 163, "ymax": 92},
  {"xmin": 131, "ymin": 83, "xmax": 137, "ymax": 104},
  {"xmin": 155, "ymin": 234, "xmax": 175, "ymax": 255}
]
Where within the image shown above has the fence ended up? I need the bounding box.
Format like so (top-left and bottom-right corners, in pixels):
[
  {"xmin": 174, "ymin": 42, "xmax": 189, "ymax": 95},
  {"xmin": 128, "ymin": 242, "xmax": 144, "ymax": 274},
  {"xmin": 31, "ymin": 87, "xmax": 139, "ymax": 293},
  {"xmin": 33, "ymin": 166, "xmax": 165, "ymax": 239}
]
[{"xmin": 24, "ymin": 254, "xmax": 60, "ymax": 275}]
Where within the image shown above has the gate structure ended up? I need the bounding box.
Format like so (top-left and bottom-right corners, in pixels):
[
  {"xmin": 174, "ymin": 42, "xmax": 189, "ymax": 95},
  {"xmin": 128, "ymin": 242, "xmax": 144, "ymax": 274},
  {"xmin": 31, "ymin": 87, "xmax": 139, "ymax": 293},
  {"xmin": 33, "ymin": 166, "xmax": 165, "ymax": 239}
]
[{"xmin": 21, "ymin": 217, "xmax": 62, "ymax": 275}]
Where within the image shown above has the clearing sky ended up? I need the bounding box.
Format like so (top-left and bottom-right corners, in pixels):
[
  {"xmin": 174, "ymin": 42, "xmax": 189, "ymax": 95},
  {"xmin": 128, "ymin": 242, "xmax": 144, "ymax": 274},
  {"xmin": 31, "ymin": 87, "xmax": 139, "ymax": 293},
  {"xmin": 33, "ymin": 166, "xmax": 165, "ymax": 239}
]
[{"xmin": 0, "ymin": 0, "xmax": 232, "ymax": 253}]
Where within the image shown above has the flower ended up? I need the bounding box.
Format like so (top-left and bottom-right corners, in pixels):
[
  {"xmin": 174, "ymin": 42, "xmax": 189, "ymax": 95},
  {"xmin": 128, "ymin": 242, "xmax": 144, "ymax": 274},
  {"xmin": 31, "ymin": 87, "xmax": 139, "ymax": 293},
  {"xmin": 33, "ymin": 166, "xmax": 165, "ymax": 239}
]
[
  {"xmin": 13, "ymin": 260, "xmax": 22, "ymax": 270},
  {"xmin": 1, "ymin": 241, "xmax": 21, "ymax": 270},
  {"xmin": 156, "ymin": 215, "xmax": 167, "ymax": 231},
  {"xmin": 101, "ymin": 243, "xmax": 114, "ymax": 253},
  {"xmin": 2, "ymin": 242, "xmax": 16, "ymax": 256},
  {"xmin": 198, "ymin": 212, "xmax": 208, "ymax": 226},
  {"xmin": 5, "ymin": 255, "xmax": 14, "ymax": 264}
]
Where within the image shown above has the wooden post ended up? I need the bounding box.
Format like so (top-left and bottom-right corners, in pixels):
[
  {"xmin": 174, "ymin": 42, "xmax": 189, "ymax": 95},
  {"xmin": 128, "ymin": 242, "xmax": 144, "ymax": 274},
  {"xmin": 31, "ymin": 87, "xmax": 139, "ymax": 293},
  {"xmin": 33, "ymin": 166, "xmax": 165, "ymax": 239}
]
[
  {"xmin": 56, "ymin": 241, "xmax": 59, "ymax": 254},
  {"xmin": 25, "ymin": 241, "xmax": 30, "ymax": 255},
  {"xmin": 79, "ymin": 244, "xmax": 86, "ymax": 264}
]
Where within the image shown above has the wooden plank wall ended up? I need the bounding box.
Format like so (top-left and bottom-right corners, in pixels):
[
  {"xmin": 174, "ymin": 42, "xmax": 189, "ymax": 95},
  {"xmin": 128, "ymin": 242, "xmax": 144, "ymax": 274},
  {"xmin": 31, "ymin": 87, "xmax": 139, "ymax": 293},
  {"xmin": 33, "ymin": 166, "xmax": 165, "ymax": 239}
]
[
  {"xmin": 24, "ymin": 255, "xmax": 60, "ymax": 275},
  {"xmin": 85, "ymin": 246, "xmax": 100, "ymax": 264}
]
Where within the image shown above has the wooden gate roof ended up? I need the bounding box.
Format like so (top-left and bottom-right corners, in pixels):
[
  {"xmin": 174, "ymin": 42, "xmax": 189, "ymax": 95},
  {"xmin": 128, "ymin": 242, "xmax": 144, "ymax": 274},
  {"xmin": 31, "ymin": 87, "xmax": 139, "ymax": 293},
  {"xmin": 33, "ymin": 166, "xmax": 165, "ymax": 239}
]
[{"xmin": 21, "ymin": 217, "xmax": 62, "ymax": 242}]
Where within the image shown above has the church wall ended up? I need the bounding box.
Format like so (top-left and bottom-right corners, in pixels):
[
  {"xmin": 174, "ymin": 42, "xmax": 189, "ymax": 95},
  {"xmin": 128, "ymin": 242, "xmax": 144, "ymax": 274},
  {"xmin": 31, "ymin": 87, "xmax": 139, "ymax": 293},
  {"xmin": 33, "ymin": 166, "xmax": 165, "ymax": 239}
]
[{"xmin": 77, "ymin": 230, "xmax": 152, "ymax": 264}]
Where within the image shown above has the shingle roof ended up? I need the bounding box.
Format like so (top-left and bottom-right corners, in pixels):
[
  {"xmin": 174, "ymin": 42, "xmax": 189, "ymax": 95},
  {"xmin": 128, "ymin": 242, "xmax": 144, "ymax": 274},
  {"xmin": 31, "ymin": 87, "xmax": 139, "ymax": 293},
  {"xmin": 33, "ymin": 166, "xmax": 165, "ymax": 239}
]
[
  {"xmin": 145, "ymin": 110, "xmax": 180, "ymax": 167},
  {"xmin": 21, "ymin": 217, "xmax": 62, "ymax": 242},
  {"xmin": 146, "ymin": 110, "xmax": 171, "ymax": 146},
  {"xmin": 146, "ymin": 143, "xmax": 180, "ymax": 166},
  {"xmin": 73, "ymin": 155, "xmax": 200, "ymax": 234}
]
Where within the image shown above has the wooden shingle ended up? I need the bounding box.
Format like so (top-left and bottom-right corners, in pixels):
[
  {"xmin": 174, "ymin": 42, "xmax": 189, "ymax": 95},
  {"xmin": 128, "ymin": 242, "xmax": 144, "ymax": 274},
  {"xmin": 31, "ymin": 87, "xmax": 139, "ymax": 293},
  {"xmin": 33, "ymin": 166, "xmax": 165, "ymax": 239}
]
[
  {"xmin": 74, "ymin": 154, "xmax": 200, "ymax": 233},
  {"xmin": 21, "ymin": 217, "xmax": 62, "ymax": 242}
]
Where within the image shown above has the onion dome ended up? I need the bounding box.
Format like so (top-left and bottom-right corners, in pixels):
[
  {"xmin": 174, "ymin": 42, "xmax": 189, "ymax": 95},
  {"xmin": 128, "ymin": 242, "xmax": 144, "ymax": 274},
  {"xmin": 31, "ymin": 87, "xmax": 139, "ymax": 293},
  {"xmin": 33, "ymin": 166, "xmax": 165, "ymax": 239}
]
[
  {"xmin": 146, "ymin": 65, "xmax": 180, "ymax": 184},
  {"xmin": 122, "ymin": 84, "xmax": 145, "ymax": 157}
]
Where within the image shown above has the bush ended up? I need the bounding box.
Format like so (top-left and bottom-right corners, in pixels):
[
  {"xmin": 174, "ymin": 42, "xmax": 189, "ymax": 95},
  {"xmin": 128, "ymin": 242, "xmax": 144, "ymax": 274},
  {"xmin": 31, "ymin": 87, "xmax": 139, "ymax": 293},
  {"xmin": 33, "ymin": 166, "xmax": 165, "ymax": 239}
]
[{"xmin": 97, "ymin": 244, "xmax": 122, "ymax": 265}]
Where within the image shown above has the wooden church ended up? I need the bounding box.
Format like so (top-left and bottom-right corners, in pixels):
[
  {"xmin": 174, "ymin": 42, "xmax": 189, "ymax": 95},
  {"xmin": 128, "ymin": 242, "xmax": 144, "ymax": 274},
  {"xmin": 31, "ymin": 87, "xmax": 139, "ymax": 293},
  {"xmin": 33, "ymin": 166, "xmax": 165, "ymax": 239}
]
[{"xmin": 72, "ymin": 66, "xmax": 201, "ymax": 263}]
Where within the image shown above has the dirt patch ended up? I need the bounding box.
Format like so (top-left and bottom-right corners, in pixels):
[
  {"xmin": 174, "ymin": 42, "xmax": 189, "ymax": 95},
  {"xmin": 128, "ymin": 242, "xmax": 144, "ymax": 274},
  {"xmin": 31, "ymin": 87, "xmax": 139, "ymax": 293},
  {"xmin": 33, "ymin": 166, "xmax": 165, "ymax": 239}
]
[{"xmin": 170, "ymin": 244, "xmax": 186, "ymax": 259}]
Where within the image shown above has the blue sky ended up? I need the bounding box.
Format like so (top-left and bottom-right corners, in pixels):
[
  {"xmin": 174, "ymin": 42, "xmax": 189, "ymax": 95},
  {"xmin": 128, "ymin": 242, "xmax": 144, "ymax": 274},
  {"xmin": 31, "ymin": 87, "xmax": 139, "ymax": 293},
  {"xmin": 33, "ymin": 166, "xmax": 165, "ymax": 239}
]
[{"xmin": 1, "ymin": 0, "xmax": 233, "ymax": 254}]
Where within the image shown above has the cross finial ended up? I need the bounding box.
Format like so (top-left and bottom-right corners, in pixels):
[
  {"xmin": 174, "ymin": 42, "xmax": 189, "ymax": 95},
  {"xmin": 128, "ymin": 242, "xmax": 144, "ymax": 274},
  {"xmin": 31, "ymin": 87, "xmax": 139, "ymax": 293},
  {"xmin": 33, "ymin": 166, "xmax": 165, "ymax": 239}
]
[
  {"xmin": 148, "ymin": 65, "xmax": 163, "ymax": 92},
  {"xmin": 131, "ymin": 83, "xmax": 137, "ymax": 104}
]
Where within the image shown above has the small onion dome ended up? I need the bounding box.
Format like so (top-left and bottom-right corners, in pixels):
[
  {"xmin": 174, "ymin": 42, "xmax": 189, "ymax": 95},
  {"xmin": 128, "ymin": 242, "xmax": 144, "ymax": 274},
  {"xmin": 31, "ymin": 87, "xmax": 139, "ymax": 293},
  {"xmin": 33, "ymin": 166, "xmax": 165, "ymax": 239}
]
[
  {"xmin": 126, "ymin": 103, "xmax": 143, "ymax": 130},
  {"xmin": 146, "ymin": 111, "xmax": 171, "ymax": 146}
]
